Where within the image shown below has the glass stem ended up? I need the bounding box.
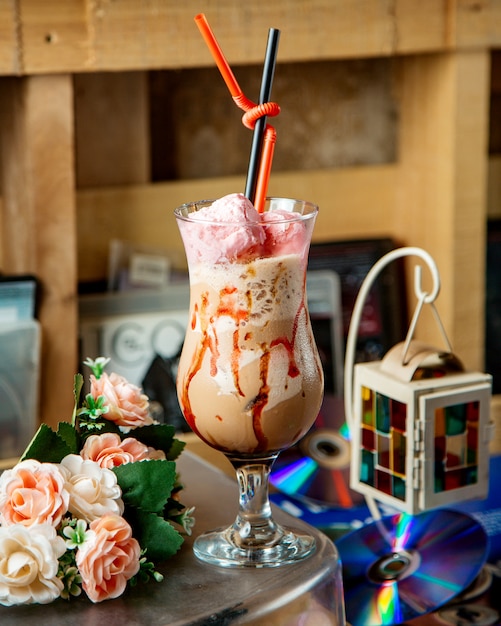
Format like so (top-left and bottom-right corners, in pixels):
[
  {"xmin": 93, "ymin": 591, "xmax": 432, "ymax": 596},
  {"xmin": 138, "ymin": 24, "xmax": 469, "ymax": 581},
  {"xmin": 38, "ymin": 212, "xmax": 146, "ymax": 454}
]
[{"xmin": 226, "ymin": 454, "xmax": 282, "ymax": 550}]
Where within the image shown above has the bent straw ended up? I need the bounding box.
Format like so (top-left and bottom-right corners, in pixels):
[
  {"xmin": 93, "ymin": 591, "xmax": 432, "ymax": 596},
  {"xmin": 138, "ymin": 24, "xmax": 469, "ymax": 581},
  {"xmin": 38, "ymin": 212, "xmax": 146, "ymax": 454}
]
[
  {"xmin": 245, "ymin": 27, "xmax": 280, "ymax": 206},
  {"xmin": 194, "ymin": 14, "xmax": 280, "ymax": 210}
]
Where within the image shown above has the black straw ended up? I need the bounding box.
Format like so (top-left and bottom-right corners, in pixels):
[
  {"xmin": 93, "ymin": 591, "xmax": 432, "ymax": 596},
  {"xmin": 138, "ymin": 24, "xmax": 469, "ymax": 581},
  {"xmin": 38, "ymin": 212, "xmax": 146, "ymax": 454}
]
[{"xmin": 244, "ymin": 28, "xmax": 280, "ymax": 204}]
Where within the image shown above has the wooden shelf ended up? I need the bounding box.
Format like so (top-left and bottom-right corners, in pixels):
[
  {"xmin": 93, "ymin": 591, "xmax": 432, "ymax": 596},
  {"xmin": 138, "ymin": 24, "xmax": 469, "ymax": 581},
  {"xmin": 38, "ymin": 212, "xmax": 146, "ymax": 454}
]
[
  {"xmin": 0, "ymin": 1, "xmax": 499, "ymax": 75},
  {"xmin": 0, "ymin": 1, "xmax": 500, "ymax": 429}
]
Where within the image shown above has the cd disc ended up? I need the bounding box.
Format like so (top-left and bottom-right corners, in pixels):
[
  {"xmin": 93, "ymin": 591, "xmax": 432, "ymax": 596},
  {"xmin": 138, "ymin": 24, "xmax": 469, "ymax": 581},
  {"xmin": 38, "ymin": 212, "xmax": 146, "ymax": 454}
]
[
  {"xmin": 270, "ymin": 428, "xmax": 364, "ymax": 507},
  {"xmin": 270, "ymin": 395, "xmax": 364, "ymax": 507},
  {"xmin": 336, "ymin": 508, "xmax": 489, "ymax": 626}
]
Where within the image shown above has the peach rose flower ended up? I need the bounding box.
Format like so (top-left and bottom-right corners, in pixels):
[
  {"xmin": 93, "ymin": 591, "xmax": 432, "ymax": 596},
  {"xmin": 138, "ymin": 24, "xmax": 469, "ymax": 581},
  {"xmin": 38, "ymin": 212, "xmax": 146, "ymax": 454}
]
[
  {"xmin": 76, "ymin": 513, "xmax": 141, "ymax": 603},
  {"xmin": 81, "ymin": 433, "xmax": 165, "ymax": 469},
  {"xmin": 90, "ymin": 372, "xmax": 154, "ymax": 429},
  {"xmin": 0, "ymin": 523, "xmax": 66, "ymax": 606},
  {"xmin": 0, "ymin": 459, "xmax": 69, "ymax": 528}
]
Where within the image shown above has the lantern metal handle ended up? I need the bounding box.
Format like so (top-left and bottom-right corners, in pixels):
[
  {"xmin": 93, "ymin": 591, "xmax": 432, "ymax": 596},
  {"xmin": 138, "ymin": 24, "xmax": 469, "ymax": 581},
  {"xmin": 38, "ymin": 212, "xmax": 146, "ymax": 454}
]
[
  {"xmin": 344, "ymin": 246, "xmax": 447, "ymax": 433},
  {"xmin": 401, "ymin": 285, "xmax": 453, "ymax": 365}
]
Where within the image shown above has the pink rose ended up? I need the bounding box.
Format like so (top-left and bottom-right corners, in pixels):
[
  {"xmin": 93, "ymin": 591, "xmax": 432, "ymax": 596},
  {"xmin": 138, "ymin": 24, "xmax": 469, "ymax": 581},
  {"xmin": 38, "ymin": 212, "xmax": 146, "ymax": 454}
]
[
  {"xmin": 76, "ymin": 513, "xmax": 141, "ymax": 603},
  {"xmin": 90, "ymin": 372, "xmax": 154, "ymax": 429},
  {"xmin": 81, "ymin": 433, "xmax": 165, "ymax": 469},
  {"xmin": 0, "ymin": 459, "xmax": 69, "ymax": 528}
]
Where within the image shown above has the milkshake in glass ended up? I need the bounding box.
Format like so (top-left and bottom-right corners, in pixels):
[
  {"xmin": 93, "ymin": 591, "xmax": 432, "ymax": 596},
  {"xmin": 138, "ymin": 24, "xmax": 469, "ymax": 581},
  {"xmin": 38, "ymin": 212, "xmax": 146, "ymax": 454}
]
[{"xmin": 175, "ymin": 193, "xmax": 323, "ymax": 567}]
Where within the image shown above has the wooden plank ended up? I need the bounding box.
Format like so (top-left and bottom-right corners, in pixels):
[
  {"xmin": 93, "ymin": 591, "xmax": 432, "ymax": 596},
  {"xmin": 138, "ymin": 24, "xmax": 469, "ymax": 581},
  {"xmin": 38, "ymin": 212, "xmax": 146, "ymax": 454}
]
[
  {"xmin": 74, "ymin": 71, "xmax": 150, "ymax": 187},
  {"xmin": 11, "ymin": 0, "xmax": 501, "ymax": 76},
  {"xmin": 0, "ymin": 75, "xmax": 78, "ymax": 429},
  {"xmin": 0, "ymin": 2, "xmax": 20, "ymax": 74},
  {"xmin": 490, "ymin": 395, "xmax": 501, "ymax": 454},
  {"xmin": 13, "ymin": 1, "xmax": 404, "ymax": 73},
  {"xmin": 394, "ymin": 0, "xmax": 457, "ymax": 52},
  {"xmin": 456, "ymin": 0, "xmax": 501, "ymax": 48},
  {"xmin": 452, "ymin": 52, "xmax": 491, "ymax": 366},
  {"xmin": 394, "ymin": 51, "xmax": 490, "ymax": 371},
  {"xmin": 76, "ymin": 165, "xmax": 397, "ymax": 284},
  {"xmin": 16, "ymin": 0, "xmax": 90, "ymax": 74}
]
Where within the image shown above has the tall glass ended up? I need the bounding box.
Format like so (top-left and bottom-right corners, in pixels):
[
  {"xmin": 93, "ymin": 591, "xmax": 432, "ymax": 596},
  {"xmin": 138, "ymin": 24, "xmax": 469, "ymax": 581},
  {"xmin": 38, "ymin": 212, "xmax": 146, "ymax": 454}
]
[{"xmin": 175, "ymin": 197, "xmax": 324, "ymax": 568}]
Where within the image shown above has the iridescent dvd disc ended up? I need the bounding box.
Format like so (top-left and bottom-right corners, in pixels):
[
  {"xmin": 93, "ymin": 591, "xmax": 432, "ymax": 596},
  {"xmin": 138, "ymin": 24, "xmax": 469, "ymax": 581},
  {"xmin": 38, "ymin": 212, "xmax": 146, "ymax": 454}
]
[
  {"xmin": 270, "ymin": 396, "xmax": 364, "ymax": 507},
  {"xmin": 270, "ymin": 427, "xmax": 364, "ymax": 507},
  {"xmin": 336, "ymin": 508, "xmax": 489, "ymax": 626}
]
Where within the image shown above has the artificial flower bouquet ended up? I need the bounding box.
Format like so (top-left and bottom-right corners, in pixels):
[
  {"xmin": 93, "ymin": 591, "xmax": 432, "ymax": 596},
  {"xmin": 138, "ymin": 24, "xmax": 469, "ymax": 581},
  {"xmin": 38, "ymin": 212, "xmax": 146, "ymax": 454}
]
[{"xmin": 0, "ymin": 357, "xmax": 195, "ymax": 606}]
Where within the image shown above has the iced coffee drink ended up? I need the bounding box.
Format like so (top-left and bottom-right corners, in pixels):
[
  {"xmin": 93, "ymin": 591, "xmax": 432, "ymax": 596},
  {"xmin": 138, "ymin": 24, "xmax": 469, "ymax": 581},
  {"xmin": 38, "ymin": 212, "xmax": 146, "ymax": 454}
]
[{"xmin": 175, "ymin": 193, "xmax": 323, "ymax": 568}]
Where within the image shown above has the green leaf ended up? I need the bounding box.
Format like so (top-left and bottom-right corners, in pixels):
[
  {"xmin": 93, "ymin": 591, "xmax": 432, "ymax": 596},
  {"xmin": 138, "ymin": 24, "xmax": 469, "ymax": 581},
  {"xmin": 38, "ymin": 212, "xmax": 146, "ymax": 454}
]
[
  {"xmin": 125, "ymin": 508, "xmax": 184, "ymax": 562},
  {"xmin": 129, "ymin": 424, "xmax": 185, "ymax": 460},
  {"xmin": 166, "ymin": 437, "xmax": 186, "ymax": 461},
  {"xmin": 113, "ymin": 460, "xmax": 177, "ymax": 514},
  {"xmin": 20, "ymin": 424, "xmax": 73, "ymax": 463},
  {"xmin": 57, "ymin": 422, "xmax": 80, "ymax": 455}
]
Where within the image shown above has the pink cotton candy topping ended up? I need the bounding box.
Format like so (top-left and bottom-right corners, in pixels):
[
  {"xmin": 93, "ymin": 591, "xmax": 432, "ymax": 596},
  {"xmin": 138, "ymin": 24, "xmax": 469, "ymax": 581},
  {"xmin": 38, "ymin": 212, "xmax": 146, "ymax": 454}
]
[
  {"xmin": 180, "ymin": 193, "xmax": 306, "ymax": 264},
  {"xmin": 260, "ymin": 210, "xmax": 306, "ymax": 257},
  {"xmin": 191, "ymin": 193, "xmax": 261, "ymax": 225},
  {"xmin": 184, "ymin": 193, "xmax": 264, "ymax": 264}
]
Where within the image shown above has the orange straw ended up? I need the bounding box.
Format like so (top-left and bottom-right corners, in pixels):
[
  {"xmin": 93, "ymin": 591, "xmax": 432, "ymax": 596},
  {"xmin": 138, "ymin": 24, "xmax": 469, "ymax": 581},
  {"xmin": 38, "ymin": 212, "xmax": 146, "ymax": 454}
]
[
  {"xmin": 194, "ymin": 13, "xmax": 280, "ymax": 212},
  {"xmin": 254, "ymin": 126, "xmax": 276, "ymax": 213},
  {"xmin": 194, "ymin": 14, "xmax": 242, "ymax": 99}
]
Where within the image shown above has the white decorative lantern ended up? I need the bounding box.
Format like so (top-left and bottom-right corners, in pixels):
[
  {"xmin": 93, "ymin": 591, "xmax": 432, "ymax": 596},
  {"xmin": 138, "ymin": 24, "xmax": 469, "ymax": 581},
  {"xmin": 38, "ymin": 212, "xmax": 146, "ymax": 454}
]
[
  {"xmin": 344, "ymin": 247, "xmax": 495, "ymax": 516},
  {"xmin": 350, "ymin": 340, "xmax": 493, "ymax": 515}
]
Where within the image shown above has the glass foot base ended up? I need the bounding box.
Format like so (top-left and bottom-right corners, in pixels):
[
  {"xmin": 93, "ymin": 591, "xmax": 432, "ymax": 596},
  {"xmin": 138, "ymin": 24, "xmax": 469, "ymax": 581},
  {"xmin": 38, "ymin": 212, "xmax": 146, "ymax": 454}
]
[{"xmin": 193, "ymin": 525, "xmax": 316, "ymax": 568}]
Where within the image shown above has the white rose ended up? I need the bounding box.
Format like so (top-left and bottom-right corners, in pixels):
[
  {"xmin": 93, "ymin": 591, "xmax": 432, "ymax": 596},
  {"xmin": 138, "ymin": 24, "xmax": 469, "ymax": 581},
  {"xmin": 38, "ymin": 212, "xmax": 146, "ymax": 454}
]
[
  {"xmin": 0, "ymin": 523, "xmax": 66, "ymax": 606},
  {"xmin": 59, "ymin": 454, "xmax": 124, "ymax": 522}
]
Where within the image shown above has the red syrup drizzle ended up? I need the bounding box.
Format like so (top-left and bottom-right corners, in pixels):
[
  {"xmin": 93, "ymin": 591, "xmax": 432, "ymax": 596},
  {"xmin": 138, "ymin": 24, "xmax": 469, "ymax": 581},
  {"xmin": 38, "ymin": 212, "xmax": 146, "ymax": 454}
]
[
  {"xmin": 180, "ymin": 274, "xmax": 315, "ymax": 454},
  {"xmin": 217, "ymin": 285, "xmax": 248, "ymax": 396},
  {"xmin": 179, "ymin": 295, "xmax": 212, "ymax": 439}
]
